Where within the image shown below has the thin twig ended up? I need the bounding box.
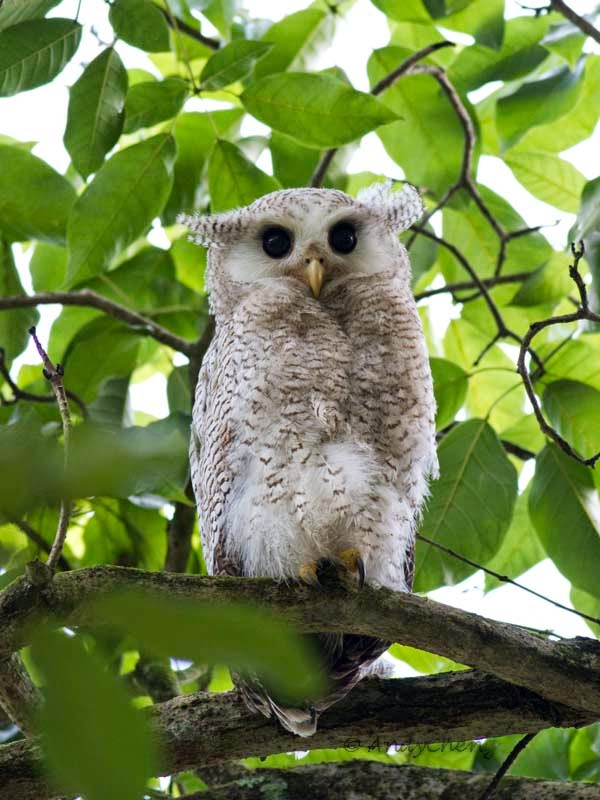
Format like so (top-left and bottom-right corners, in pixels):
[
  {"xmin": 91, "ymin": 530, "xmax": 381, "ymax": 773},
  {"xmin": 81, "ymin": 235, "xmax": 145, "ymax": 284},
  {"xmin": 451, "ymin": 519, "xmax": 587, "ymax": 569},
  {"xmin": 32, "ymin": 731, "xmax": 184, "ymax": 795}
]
[
  {"xmin": 11, "ymin": 518, "xmax": 71, "ymax": 571},
  {"xmin": 29, "ymin": 328, "xmax": 72, "ymax": 572},
  {"xmin": 550, "ymin": 0, "xmax": 600, "ymax": 45},
  {"xmin": 0, "ymin": 290, "xmax": 198, "ymax": 357},
  {"xmin": 416, "ymin": 532, "xmax": 600, "ymax": 628},
  {"xmin": 0, "ymin": 347, "xmax": 87, "ymax": 417},
  {"xmin": 414, "ymin": 271, "xmax": 532, "ymax": 301},
  {"xmin": 153, "ymin": 2, "xmax": 220, "ymax": 49},
  {"xmin": 516, "ymin": 243, "xmax": 600, "ymax": 467},
  {"xmin": 477, "ymin": 733, "xmax": 537, "ymax": 800}
]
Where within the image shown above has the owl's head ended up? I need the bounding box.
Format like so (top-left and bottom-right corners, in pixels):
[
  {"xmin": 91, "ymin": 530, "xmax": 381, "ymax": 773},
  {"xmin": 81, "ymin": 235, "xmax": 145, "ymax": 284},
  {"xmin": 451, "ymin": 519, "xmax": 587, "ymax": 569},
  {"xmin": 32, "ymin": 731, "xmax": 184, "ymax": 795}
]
[{"xmin": 178, "ymin": 181, "xmax": 422, "ymax": 306}]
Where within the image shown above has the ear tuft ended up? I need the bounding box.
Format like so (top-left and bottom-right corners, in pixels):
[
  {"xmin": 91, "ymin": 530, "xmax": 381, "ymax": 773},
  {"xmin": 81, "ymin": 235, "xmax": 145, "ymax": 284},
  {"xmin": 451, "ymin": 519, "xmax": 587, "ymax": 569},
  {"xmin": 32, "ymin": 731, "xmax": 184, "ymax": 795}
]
[
  {"xmin": 177, "ymin": 212, "xmax": 214, "ymax": 247},
  {"xmin": 357, "ymin": 180, "xmax": 423, "ymax": 233}
]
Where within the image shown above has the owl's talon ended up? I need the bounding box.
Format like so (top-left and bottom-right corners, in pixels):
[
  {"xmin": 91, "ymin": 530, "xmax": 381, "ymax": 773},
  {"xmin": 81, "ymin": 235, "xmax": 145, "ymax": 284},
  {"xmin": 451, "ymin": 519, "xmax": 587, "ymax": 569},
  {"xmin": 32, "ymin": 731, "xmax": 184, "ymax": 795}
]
[
  {"xmin": 299, "ymin": 561, "xmax": 321, "ymax": 587},
  {"xmin": 336, "ymin": 547, "xmax": 366, "ymax": 589}
]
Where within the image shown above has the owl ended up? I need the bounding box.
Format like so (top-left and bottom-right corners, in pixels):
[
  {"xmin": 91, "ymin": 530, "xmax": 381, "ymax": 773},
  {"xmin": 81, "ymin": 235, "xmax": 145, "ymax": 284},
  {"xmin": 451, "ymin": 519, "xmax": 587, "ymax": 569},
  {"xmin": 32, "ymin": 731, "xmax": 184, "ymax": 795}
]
[{"xmin": 179, "ymin": 181, "xmax": 438, "ymax": 736}]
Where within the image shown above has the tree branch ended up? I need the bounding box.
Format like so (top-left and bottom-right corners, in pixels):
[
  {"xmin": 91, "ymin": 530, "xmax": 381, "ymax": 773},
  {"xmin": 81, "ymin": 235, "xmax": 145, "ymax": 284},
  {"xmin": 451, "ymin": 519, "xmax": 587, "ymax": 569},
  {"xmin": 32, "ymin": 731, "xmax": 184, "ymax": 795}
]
[
  {"xmin": 517, "ymin": 243, "xmax": 600, "ymax": 467},
  {"xmin": 550, "ymin": 0, "xmax": 600, "ymax": 45},
  {"xmin": 0, "ymin": 671, "xmax": 595, "ymax": 800},
  {"xmin": 414, "ymin": 271, "xmax": 532, "ymax": 301},
  {"xmin": 0, "ymin": 291, "xmax": 198, "ymax": 357},
  {"xmin": 182, "ymin": 762, "xmax": 600, "ymax": 800},
  {"xmin": 2, "ymin": 566, "xmax": 600, "ymax": 718},
  {"xmin": 154, "ymin": 2, "xmax": 221, "ymax": 50},
  {"xmin": 0, "ymin": 654, "xmax": 42, "ymax": 737}
]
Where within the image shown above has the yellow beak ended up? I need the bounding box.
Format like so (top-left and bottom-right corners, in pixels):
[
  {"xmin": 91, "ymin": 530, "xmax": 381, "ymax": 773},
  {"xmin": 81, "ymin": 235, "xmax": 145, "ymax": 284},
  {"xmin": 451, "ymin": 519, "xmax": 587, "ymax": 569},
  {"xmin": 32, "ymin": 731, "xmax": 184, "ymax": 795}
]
[{"xmin": 306, "ymin": 258, "xmax": 325, "ymax": 299}]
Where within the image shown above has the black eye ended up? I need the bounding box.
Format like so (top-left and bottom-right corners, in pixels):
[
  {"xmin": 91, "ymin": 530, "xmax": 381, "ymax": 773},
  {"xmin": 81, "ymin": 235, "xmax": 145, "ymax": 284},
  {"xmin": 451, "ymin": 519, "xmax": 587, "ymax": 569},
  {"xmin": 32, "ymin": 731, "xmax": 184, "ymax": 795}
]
[
  {"xmin": 329, "ymin": 221, "xmax": 357, "ymax": 254},
  {"xmin": 262, "ymin": 226, "xmax": 292, "ymax": 259}
]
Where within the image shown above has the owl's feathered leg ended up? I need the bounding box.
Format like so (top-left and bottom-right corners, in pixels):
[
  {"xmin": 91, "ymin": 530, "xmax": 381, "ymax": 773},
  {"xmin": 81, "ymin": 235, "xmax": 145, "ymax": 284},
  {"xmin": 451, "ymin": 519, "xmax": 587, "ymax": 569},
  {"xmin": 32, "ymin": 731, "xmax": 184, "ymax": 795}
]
[{"xmin": 335, "ymin": 547, "xmax": 365, "ymax": 589}]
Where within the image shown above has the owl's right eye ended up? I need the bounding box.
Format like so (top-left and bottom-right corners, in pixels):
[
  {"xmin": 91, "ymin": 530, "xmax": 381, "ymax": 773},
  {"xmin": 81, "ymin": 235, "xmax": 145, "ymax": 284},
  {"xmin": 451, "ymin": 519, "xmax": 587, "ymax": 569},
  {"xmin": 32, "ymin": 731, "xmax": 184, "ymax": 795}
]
[{"xmin": 262, "ymin": 226, "xmax": 292, "ymax": 259}]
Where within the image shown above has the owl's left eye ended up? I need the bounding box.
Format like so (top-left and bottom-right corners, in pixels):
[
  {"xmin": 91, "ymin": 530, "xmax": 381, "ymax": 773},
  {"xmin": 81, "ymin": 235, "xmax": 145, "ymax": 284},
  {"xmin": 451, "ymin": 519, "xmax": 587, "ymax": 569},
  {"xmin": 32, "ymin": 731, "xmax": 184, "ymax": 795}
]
[
  {"xmin": 329, "ymin": 221, "xmax": 357, "ymax": 254},
  {"xmin": 262, "ymin": 226, "xmax": 292, "ymax": 259}
]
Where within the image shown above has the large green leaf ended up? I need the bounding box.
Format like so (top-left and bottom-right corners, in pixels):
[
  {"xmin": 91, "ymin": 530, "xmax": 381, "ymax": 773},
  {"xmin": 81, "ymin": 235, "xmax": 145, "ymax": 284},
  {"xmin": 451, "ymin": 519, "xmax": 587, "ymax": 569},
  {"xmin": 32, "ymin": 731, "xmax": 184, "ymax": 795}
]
[
  {"xmin": 0, "ymin": 0, "xmax": 60, "ymax": 31},
  {"xmin": 510, "ymin": 251, "xmax": 574, "ymax": 306},
  {"xmin": 200, "ymin": 40, "xmax": 272, "ymax": 90},
  {"xmin": 109, "ymin": 0, "xmax": 170, "ymax": 52},
  {"xmin": 437, "ymin": 0, "xmax": 504, "ymax": 49},
  {"xmin": 430, "ymin": 357, "xmax": 468, "ymax": 430},
  {"xmin": 414, "ymin": 419, "xmax": 518, "ymax": 592},
  {"xmin": 0, "ymin": 18, "xmax": 82, "ymax": 96},
  {"xmin": 498, "ymin": 64, "xmax": 584, "ymax": 150},
  {"xmin": 198, "ymin": 0, "xmax": 235, "ymax": 37},
  {"xmin": 241, "ymin": 72, "xmax": 398, "ymax": 149},
  {"xmin": 0, "ymin": 240, "xmax": 39, "ymax": 362},
  {"xmin": 543, "ymin": 380, "xmax": 600, "ymax": 460},
  {"xmin": 95, "ymin": 592, "xmax": 325, "ymax": 701},
  {"xmin": 62, "ymin": 317, "xmax": 141, "ymax": 402},
  {"xmin": 530, "ymin": 444, "xmax": 600, "ymax": 599},
  {"xmin": 448, "ymin": 15, "xmax": 550, "ymax": 92},
  {"xmin": 484, "ymin": 486, "xmax": 546, "ymax": 591},
  {"xmin": 66, "ymin": 134, "xmax": 176, "ymax": 286},
  {"xmin": 536, "ymin": 335, "xmax": 600, "ymax": 392},
  {"xmin": 0, "ymin": 145, "xmax": 76, "ymax": 244},
  {"xmin": 64, "ymin": 47, "xmax": 128, "ymax": 179},
  {"xmin": 369, "ymin": 0, "xmax": 431, "ymax": 22},
  {"xmin": 123, "ymin": 76, "xmax": 188, "ymax": 133},
  {"xmin": 162, "ymin": 108, "xmax": 243, "ymax": 223},
  {"xmin": 573, "ymin": 176, "xmax": 600, "ymax": 313},
  {"xmin": 506, "ymin": 151, "xmax": 586, "ymax": 213},
  {"xmin": 368, "ymin": 47, "xmax": 466, "ymax": 196},
  {"xmin": 516, "ymin": 55, "xmax": 600, "ymax": 153},
  {"xmin": 254, "ymin": 8, "xmax": 327, "ymax": 79},
  {"xmin": 29, "ymin": 243, "xmax": 67, "ymax": 292},
  {"xmin": 31, "ymin": 628, "xmax": 156, "ymax": 800},
  {"xmin": 208, "ymin": 139, "xmax": 280, "ymax": 212}
]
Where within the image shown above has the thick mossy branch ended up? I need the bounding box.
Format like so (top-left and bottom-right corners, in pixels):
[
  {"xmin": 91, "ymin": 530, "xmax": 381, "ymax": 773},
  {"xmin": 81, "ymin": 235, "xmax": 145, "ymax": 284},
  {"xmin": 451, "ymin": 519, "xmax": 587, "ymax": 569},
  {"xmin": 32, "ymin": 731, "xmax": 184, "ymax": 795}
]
[
  {"xmin": 2, "ymin": 566, "xmax": 600, "ymax": 718},
  {"xmin": 0, "ymin": 671, "xmax": 595, "ymax": 800}
]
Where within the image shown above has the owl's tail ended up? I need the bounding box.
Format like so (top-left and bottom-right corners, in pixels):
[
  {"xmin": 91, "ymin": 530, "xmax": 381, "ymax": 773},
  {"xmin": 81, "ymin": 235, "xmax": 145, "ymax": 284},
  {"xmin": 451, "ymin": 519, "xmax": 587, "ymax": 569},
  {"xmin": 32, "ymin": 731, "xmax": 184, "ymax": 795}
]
[{"xmin": 238, "ymin": 633, "xmax": 389, "ymax": 737}]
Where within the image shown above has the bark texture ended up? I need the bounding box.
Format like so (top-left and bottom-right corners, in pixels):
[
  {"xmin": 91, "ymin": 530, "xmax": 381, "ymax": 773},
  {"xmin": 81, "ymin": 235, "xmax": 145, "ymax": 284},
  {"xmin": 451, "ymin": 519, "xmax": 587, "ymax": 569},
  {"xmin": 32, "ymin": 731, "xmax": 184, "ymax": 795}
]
[{"xmin": 0, "ymin": 672, "xmax": 593, "ymax": 799}]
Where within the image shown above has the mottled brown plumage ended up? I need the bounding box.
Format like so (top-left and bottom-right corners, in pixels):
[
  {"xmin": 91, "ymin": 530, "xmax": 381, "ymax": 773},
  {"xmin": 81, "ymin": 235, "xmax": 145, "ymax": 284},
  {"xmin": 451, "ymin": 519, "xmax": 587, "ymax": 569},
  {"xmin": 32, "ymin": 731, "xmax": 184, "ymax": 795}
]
[{"xmin": 180, "ymin": 183, "xmax": 437, "ymax": 736}]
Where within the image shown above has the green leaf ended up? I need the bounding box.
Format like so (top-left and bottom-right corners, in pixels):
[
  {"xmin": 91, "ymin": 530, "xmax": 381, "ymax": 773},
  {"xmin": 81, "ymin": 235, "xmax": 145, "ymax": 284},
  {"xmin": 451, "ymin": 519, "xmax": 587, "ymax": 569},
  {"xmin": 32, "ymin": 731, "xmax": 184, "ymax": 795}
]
[
  {"xmin": 0, "ymin": 18, "xmax": 82, "ymax": 96},
  {"xmin": 415, "ymin": 419, "xmax": 518, "ymax": 592},
  {"xmin": 574, "ymin": 176, "xmax": 600, "ymax": 313},
  {"xmin": 438, "ymin": 0, "xmax": 504, "ymax": 49},
  {"xmin": 368, "ymin": 47, "xmax": 466, "ymax": 196},
  {"xmin": 66, "ymin": 134, "xmax": 175, "ymax": 286},
  {"xmin": 498, "ymin": 64, "xmax": 584, "ymax": 150},
  {"xmin": 500, "ymin": 414, "xmax": 545, "ymax": 456},
  {"xmin": 200, "ymin": 40, "xmax": 272, "ymax": 90},
  {"xmin": 62, "ymin": 317, "xmax": 141, "ymax": 403},
  {"xmin": 31, "ymin": 628, "xmax": 156, "ymax": 800},
  {"xmin": 516, "ymin": 55, "xmax": 600, "ymax": 153},
  {"xmin": 0, "ymin": 145, "xmax": 76, "ymax": 244},
  {"xmin": 208, "ymin": 139, "xmax": 280, "ymax": 212},
  {"xmin": 123, "ymin": 76, "xmax": 188, "ymax": 133},
  {"xmin": 88, "ymin": 376, "xmax": 131, "ymax": 429},
  {"xmin": 167, "ymin": 365, "xmax": 192, "ymax": 415},
  {"xmin": 29, "ymin": 243, "xmax": 67, "ymax": 292},
  {"xmin": 254, "ymin": 8, "xmax": 327, "ymax": 79},
  {"xmin": 369, "ymin": 0, "xmax": 431, "ymax": 23},
  {"xmin": 64, "ymin": 47, "xmax": 128, "ymax": 179},
  {"xmin": 270, "ymin": 131, "xmax": 323, "ymax": 188},
  {"xmin": 529, "ymin": 444, "xmax": 600, "ymax": 598},
  {"xmin": 484, "ymin": 486, "xmax": 545, "ymax": 591},
  {"xmin": 241, "ymin": 72, "xmax": 398, "ymax": 149},
  {"xmin": 94, "ymin": 592, "xmax": 325, "ymax": 702},
  {"xmin": 170, "ymin": 234, "xmax": 207, "ymax": 294},
  {"xmin": 430, "ymin": 357, "xmax": 468, "ymax": 430},
  {"xmin": 570, "ymin": 586, "xmax": 600, "ymax": 638},
  {"xmin": 537, "ymin": 335, "xmax": 600, "ymax": 391},
  {"xmin": 109, "ymin": 0, "xmax": 169, "ymax": 52},
  {"xmin": 543, "ymin": 23, "xmax": 585, "ymax": 69},
  {"xmin": 0, "ymin": 0, "xmax": 60, "ymax": 31},
  {"xmin": 510, "ymin": 251, "xmax": 573, "ymax": 306},
  {"xmin": 543, "ymin": 380, "xmax": 600, "ymax": 460},
  {"xmin": 449, "ymin": 15, "xmax": 550, "ymax": 92},
  {"xmin": 162, "ymin": 108, "xmax": 243, "ymax": 223},
  {"xmin": 389, "ymin": 643, "xmax": 466, "ymax": 674},
  {"xmin": 199, "ymin": 0, "xmax": 235, "ymax": 37},
  {"xmin": 0, "ymin": 240, "xmax": 39, "ymax": 362}
]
